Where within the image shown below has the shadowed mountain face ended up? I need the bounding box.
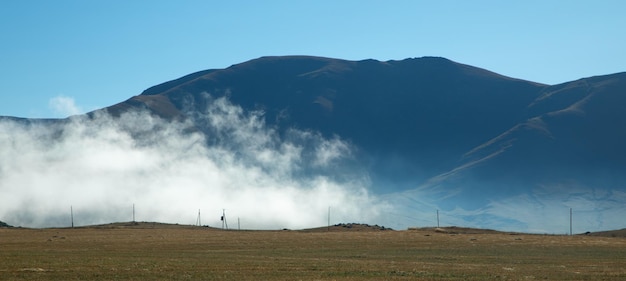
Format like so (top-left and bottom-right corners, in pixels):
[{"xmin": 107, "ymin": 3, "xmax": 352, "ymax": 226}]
[
  {"xmin": 459, "ymin": 73, "xmax": 626, "ymax": 187},
  {"xmin": 417, "ymin": 73, "xmax": 626, "ymax": 216},
  {"xmin": 107, "ymin": 56, "xmax": 548, "ymax": 191},
  {"xmin": 3, "ymin": 56, "xmax": 626, "ymax": 232}
]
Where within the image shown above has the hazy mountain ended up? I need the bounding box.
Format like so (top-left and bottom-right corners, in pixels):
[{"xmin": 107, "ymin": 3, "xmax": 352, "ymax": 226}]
[
  {"xmin": 453, "ymin": 72, "xmax": 626, "ymax": 188},
  {"xmin": 414, "ymin": 72, "xmax": 626, "ymax": 213},
  {"xmin": 3, "ymin": 56, "xmax": 625, "ymax": 232},
  {"xmin": 104, "ymin": 56, "xmax": 548, "ymax": 191}
]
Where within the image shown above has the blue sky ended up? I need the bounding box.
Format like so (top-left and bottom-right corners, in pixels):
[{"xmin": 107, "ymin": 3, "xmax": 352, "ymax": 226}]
[{"xmin": 1, "ymin": 1, "xmax": 625, "ymax": 118}]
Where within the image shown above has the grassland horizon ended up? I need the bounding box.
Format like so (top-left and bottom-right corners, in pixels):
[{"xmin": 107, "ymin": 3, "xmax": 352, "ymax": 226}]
[{"xmin": 1, "ymin": 221, "xmax": 625, "ymax": 280}]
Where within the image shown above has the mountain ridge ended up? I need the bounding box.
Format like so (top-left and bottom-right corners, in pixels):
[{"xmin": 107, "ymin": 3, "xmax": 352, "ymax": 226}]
[
  {"xmin": 7, "ymin": 56, "xmax": 625, "ymax": 190},
  {"xmin": 2, "ymin": 55, "xmax": 625, "ymax": 231},
  {"xmin": 109, "ymin": 56, "xmax": 549, "ymax": 183}
]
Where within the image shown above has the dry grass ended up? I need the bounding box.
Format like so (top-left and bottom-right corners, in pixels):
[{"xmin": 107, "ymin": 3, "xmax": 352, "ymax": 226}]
[{"xmin": 1, "ymin": 223, "xmax": 625, "ymax": 280}]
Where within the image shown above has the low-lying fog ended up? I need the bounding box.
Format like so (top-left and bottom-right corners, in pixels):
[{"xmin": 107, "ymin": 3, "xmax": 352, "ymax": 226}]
[
  {"xmin": 0, "ymin": 96, "xmax": 387, "ymax": 229},
  {"xmin": 1, "ymin": 96, "xmax": 624, "ymax": 233}
]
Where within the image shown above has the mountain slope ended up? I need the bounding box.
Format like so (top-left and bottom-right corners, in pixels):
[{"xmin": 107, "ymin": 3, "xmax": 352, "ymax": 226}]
[
  {"xmin": 446, "ymin": 72, "xmax": 626, "ymax": 188},
  {"xmin": 105, "ymin": 56, "xmax": 547, "ymax": 190},
  {"xmin": 3, "ymin": 56, "xmax": 625, "ymax": 232},
  {"xmin": 396, "ymin": 71, "xmax": 626, "ymax": 232}
]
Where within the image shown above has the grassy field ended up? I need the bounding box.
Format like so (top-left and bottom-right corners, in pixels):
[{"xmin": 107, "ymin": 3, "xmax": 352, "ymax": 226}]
[{"xmin": 1, "ymin": 223, "xmax": 625, "ymax": 280}]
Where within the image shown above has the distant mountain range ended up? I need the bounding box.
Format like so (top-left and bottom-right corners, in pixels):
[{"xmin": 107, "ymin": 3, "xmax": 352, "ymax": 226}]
[
  {"xmin": 107, "ymin": 56, "xmax": 547, "ymax": 188},
  {"xmin": 3, "ymin": 56, "xmax": 625, "ymax": 232},
  {"xmin": 105, "ymin": 56, "xmax": 626, "ymax": 189}
]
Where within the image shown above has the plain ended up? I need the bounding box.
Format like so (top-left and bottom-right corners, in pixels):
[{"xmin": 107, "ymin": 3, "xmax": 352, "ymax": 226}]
[{"xmin": 1, "ymin": 223, "xmax": 625, "ymax": 280}]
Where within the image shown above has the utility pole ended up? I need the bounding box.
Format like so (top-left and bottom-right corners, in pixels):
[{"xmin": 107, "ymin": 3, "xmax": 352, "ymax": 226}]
[
  {"xmin": 221, "ymin": 209, "xmax": 228, "ymax": 230},
  {"xmin": 570, "ymin": 208, "xmax": 573, "ymax": 236},
  {"xmin": 327, "ymin": 206, "xmax": 331, "ymax": 231},
  {"xmin": 70, "ymin": 206, "xmax": 74, "ymax": 228}
]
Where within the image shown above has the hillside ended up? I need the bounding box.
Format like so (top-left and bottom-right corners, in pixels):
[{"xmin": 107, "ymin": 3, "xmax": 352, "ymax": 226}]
[
  {"xmin": 584, "ymin": 228, "xmax": 626, "ymax": 238},
  {"xmin": 103, "ymin": 56, "xmax": 549, "ymax": 191},
  {"xmin": 1, "ymin": 56, "xmax": 625, "ymax": 232},
  {"xmin": 418, "ymin": 72, "xmax": 626, "ymax": 206}
]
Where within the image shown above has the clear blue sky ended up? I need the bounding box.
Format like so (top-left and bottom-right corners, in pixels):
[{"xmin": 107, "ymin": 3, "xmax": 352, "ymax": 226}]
[{"xmin": 1, "ymin": 0, "xmax": 625, "ymax": 118}]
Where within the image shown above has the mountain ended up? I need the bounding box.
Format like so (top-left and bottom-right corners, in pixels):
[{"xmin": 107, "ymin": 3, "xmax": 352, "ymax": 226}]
[
  {"xmin": 455, "ymin": 73, "xmax": 626, "ymax": 187},
  {"xmin": 104, "ymin": 56, "xmax": 548, "ymax": 191},
  {"xmin": 101, "ymin": 56, "xmax": 626, "ymax": 231},
  {"xmin": 412, "ymin": 71, "xmax": 626, "ymax": 215},
  {"xmin": 3, "ymin": 56, "xmax": 625, "ymax": 232}
]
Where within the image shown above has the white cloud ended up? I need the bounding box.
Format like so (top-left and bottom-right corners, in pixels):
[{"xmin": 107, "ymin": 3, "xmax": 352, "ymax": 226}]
[
  {"xmin": 0, "ymin": 96, "xmax": 389, "ymax": 229},
  {"xmin": 48, "ymin": 95, "xmax": 83, "ymax": 117}
]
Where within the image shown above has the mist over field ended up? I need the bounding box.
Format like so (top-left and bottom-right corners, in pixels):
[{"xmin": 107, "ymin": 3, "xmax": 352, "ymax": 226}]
[
  {"xmin": 2, "ymin": 92, "xmax": 625, "ymax": 233},
  {"xmin": 382, "ymin": 184, "xmax": 626, "ymax": 234},
  {"xmin": 0, "ymin": 96, "xmax": 388, "ymax": 229},
  {"xmin": 2, "ymin": 95, "xmax": 625, "ymax": 233}
]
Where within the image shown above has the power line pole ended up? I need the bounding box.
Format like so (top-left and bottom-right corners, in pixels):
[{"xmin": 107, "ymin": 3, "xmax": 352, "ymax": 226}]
[
  {"xmin": 327, "ymin": 206, "xmax": 331, "ymax": 231},
  {"xmin": 221, "ymin": 209, "xmax": 228, "ymax": 230},
  {"xmin": 570, "ymin": 208, "xmax": 573, "ymax": 236}
]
